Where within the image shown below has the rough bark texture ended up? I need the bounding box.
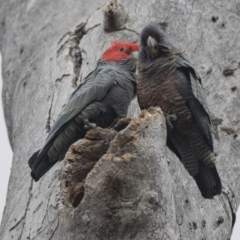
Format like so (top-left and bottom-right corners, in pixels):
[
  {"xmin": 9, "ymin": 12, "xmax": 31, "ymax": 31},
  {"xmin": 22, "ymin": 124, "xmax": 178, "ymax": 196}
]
[{"xmin": 0, "ymin": 0, "xmax": 240, "ymax": 239}]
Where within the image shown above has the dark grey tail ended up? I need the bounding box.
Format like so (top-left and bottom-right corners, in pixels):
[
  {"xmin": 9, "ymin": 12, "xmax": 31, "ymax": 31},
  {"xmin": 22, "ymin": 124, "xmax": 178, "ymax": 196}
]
[
  {"xmin": 193, "ymin": 161, "xmax": 222, "ymax": 199},
  {"xmin": 28, "ymin": 150, "xmax": 58, "ymax": 181}
]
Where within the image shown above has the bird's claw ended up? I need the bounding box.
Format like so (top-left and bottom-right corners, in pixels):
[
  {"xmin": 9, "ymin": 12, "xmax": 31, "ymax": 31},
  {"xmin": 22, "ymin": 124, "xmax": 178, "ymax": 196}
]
[
  {"xmin": 165, "ymin": 113, "xmax": 177, "ymax": 130},
  {"xmin": 109, "ymin": 117, "xmax": 120, "ymax": 129},
  {"xmin": 83, "ymin": 119, "xmax": 97, "ymax": 130},
  {"xmin": 113, "ymin": 118, "xmax": 131, "ymax": 131}
]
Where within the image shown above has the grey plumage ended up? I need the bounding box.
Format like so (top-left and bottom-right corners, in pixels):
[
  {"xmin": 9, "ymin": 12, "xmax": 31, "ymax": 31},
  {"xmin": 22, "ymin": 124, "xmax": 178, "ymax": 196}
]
[
  {"xmin": 29, "ymin": 58, "xmax": 137, "ymax": 181},
  {"xmin": 137, "ymin": 23, "xmax": 222, "ymax": 198}
]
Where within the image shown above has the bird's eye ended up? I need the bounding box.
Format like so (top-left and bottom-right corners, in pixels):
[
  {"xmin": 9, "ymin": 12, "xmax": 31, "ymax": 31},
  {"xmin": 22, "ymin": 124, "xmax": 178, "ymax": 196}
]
[
  {"xmin": 119, "ymin": 47, "xmax": 125, "ymax": 52},
  {"xmin": 154, "ymin": 45, "xmax": 158, "ymax": 50}
]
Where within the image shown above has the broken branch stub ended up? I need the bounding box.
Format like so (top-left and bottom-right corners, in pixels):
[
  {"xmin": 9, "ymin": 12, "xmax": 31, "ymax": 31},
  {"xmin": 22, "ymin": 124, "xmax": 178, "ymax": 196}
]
[
  {"xmin": 58, "ymin": 107, "xmax": 235, "ymax": 240},
  {"xmin": 103, "ymin": 0, "xmax": 128, "ymax": 32},
  {"xmin": 63, "ymin": 118, "xmax": 133, "ymax": 208},
  {"xmin": 61, "ymin": 107, "xmax": 180, "ymax": 239},
  {"xmin": 63, "ymin": 127, "xmax": 117, "ymax": 207}
]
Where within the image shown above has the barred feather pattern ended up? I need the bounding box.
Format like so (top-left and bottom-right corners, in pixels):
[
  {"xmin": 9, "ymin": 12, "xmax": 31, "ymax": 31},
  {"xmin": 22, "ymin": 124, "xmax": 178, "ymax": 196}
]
[
  {"xmin": 138, "ymin": 46, "xmax": 180, "ymax": 79},
  {"xmin": 47, "ymin": 59, "xmax": 136, "ymax": 163},
  {"xmin": 138, "ymin": 22, "xmax": 221, "ymax": 197},
  {"xmin": 138, "ymin": 51, "xmax": 216, "ymax": 177},
  {"xmin": 138, "ymin": 50, "xmax": 183, "ymax": 113},
  {"xmin": 169, "ymin": 105, "xmax": 215, "ymax": 176}
]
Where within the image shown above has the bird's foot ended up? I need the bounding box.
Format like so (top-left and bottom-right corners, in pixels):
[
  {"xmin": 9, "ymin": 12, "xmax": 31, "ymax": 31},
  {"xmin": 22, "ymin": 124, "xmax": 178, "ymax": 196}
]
[
  {"xmin": 83, "ymin": 119, "xmax": 97, "ymax": 130},
  {"xmin": 113, "ymin": 118, "xmax": 131, "ymax": 131},
  {"xmin": 109, "ymin": 117, "xmax": 120, "ymax": 129},
  {"xmin": 165, "ymin": 113, "xmax": 177, "ymax": 130}
]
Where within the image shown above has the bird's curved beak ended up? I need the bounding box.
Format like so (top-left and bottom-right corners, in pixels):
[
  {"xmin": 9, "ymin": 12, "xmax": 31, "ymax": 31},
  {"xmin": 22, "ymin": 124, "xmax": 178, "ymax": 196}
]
[
  {"xmin": 147, "ymin": 36, "xmax": 157, "ymax": 48},
  {"xmin": 147, "ymin": 36, "xmax": 158, "ymax": 58}
]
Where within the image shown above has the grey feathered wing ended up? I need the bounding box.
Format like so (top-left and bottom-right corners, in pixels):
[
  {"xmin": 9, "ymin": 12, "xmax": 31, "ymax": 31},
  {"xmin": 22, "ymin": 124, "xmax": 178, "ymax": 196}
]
[
  {"xmin": 176, "ymin": 54, "xmax": 213, "ymax": 150},
  {"xmin": 29, "ymin": 66, "xmax": 116, "ymax": 181},
  {"xmin": 175, "ymin": 55, "xmax": 221, "ymax": 198}
]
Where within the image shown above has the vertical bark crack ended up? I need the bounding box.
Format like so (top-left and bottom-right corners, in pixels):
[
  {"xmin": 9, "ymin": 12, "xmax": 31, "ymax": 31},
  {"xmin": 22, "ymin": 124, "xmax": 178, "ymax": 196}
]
[
  {"xmin": 48, "ymin": 216, "xmax": 59, "ymax": 240},
  {"xmin": 57, "ymin": 23, "xmax": 86, "ymax": 87},
  {"xmin": 68, "ymin": 23, "xmax": 86, "ymax": 87},
  {"xmin": 18, "ymin": 179, "xmax": 33, "ymax": 239},
  {"xmin": 44, "ymin": 93, "xmax": 54, "ymax": 134},
  {"xmin": 221, "ymin": 186, "xmax": 237, "ymax": 233}
]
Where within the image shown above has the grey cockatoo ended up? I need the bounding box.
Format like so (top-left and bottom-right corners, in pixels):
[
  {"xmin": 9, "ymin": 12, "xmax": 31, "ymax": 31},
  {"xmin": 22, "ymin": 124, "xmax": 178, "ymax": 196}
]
[
  {"xmin": 137, "ymin": 23, "xmax": 221, "ymax": 199},
  {"xmin": 29, "ymin": 41, "xmax": 139, "ymax": 181}
]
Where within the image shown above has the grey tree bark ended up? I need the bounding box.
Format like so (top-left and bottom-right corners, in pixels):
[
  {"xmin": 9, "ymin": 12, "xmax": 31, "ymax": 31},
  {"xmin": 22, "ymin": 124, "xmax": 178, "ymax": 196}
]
[{"xmin": 0, "ymin": 0, "xmax": 240, "ymax": 239}]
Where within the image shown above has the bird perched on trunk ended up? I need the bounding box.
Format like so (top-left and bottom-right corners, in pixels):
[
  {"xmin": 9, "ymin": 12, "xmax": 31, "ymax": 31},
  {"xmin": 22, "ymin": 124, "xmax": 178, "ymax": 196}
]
[
  {"xmin": 137, "ymin": 23, "xmax": 222, "ymax": 199},
  {"xmin": 29, "ymin": 41, "xmax": 139, "ymax": 181}
]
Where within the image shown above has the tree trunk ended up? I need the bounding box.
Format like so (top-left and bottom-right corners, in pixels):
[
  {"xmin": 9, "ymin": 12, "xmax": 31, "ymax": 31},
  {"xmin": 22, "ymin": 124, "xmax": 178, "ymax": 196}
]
[{"xmin": 0, "ymin": 0, "xmax": 240, "ymax": 239}]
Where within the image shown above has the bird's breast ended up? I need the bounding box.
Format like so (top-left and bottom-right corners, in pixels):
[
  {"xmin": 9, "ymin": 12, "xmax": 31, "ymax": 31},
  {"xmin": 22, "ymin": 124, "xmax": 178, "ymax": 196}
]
[{"xmin": 137, "ymin": 73, "xmax": 186, "ymax": 115}]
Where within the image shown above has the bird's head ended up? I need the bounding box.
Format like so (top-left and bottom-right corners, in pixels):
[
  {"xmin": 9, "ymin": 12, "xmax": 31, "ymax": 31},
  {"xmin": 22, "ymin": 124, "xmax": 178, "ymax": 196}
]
[
  {"xmin": 140, "ymin": 23, "xmax": 176, "ymax": 60},
  {"xmin": 102, "ymin": 41, "xmax": 139, "ymax": 62}
]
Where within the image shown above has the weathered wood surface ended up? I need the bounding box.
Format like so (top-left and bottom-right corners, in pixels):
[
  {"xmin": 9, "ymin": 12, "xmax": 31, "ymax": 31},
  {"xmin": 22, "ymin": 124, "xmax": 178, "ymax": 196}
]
[{"xmin": 0, "ymin": 0, "xmax": 240, "ymax": 239}]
